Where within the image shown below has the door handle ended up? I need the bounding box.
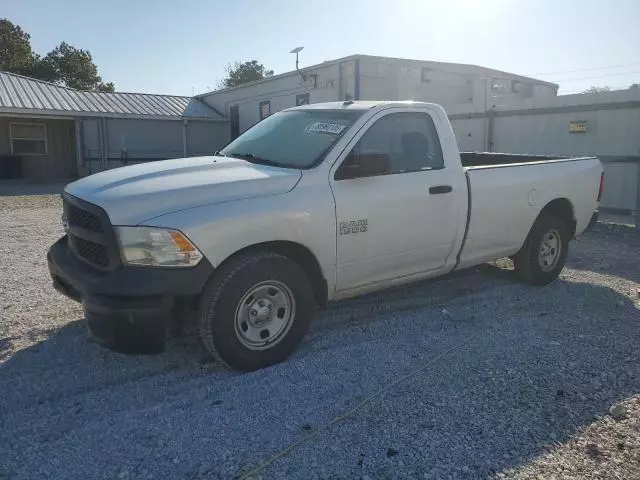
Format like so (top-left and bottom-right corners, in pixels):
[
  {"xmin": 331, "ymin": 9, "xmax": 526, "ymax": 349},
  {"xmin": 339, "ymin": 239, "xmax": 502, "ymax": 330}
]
[{"xmin": 429, "ymin": 185, "xmax": 453, "ymax": 195}]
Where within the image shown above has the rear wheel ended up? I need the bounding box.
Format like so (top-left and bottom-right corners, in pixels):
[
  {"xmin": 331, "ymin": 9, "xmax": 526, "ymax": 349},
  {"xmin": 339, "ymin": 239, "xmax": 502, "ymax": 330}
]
[
  {"xmin": 198, "ymin": 252, "xmax": 315, "ymax": 371},
  {"xmin": 513, "ymin": 213, "xmax": 569, "ymax": 285}
]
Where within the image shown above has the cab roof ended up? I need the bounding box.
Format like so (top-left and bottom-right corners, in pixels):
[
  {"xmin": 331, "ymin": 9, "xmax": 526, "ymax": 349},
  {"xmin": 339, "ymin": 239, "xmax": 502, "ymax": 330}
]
[{"xmin": 285, "ymin": 100, "xmax": 438, "ymax": 112}]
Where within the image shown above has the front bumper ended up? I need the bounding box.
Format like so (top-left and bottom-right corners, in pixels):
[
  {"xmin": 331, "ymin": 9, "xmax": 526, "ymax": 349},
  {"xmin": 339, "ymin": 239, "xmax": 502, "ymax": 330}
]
[{"xmin": 48, "ymin": 235, "xmax": 213, "ymax": 354}]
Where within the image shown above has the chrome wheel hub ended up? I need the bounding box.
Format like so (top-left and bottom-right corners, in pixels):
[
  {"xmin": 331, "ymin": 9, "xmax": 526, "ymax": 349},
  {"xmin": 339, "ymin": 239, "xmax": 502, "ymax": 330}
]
[
  {"xmin": 249, "ymin": 298, "xmax": 273, "ymax": 326},
  {"xmin": 234, "ymin": 281, "xmax": 295, "ymax": 350},
  {"xmin": 538, "ymin": 229, "xmax": 561, "ymax": 272}
]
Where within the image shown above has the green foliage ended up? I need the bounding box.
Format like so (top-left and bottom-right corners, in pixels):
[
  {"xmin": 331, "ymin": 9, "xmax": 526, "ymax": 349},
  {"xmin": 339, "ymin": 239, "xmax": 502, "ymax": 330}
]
[
  {"xmin": 0, "ymin": 18, "xmax": 36, "ymax": 75},
  {"xmin": 582, "ymin": 85, "xmax": 611, "ymax": 94},
  {"xmin": 219, "ymin": 60, "xmax": 274, "ymax": 88},
  {"xmin": 0, "ymin": 18, "xmax": 115, "ymax": 92},
  {"xmin": 96, "ymin": 82, "xmax": 115, "ymax": 93},
  {"xmin": 41, "ymin": 42, "xmax": 105, "ymax": 91}
]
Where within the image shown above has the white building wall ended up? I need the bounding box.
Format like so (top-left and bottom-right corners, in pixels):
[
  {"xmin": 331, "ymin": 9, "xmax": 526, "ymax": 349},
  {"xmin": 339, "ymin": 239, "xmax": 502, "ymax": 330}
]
[
  {"xmin": 358, "ymin": 57, "xmax": 475, "ymax": 108},
  {"xmin": 532, "ymin": 84, "xmax": 557, "ymax": 100},
  {"xmin": 491, "ymin": 108, "xmax": 640, "ymax": 157},
  {"xmin": 199, "ymin": 55, "xmax": 558, "ymax": 135},
  {"xmin": 199, "ymin": 59, "xmax": 357, "ymax": 133},
  {"xmin": 449, "ymin": 117, "xmax": 487, "ymax": 152},
  {"xmin": 357, "ymin": 56, "xmax": 558, "ymax": 111}
]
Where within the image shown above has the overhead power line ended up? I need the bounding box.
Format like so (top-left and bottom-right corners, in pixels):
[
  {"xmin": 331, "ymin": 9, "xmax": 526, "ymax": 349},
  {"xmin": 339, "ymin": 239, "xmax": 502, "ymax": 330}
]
[
  {"xmin": 551, "ymin": 70, "xmax": 640, "ymax": 82},
  {"xmin": 559, "ymin": 83, "xmax": 638, "ymax": 93},
  {"xmin": 529, "ymin": 61, "xmax": 640, "ymax": 76}
]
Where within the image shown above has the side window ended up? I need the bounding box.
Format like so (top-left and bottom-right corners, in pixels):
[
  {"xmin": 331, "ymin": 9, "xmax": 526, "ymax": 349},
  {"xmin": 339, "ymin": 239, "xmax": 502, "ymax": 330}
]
[{"xmin": 335, "ymin": 112, "xmax": 444, "ymax": 180}]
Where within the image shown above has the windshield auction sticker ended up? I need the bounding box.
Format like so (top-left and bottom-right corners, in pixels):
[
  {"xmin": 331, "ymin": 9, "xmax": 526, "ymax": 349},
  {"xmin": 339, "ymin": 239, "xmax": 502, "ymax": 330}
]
[{"xmin": 305, "ymin": 122, "xmax": 348, "ymax": 135}]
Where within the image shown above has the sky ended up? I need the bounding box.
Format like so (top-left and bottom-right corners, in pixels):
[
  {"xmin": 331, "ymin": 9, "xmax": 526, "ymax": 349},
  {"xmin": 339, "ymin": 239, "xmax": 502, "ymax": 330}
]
[{"xmin": 4, "ymin": 0, "xmax": 640, "ymax": 96}]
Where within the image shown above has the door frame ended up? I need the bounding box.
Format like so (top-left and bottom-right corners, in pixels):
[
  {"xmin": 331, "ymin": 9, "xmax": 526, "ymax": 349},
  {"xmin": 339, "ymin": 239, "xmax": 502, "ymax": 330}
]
[
  {"xmin": 327, "ymin": 105, "xmax": 465, "ymax": 298},
  {"xmin": 327, "ymin": 104, "xmax": 451, "ymax": 175},
  {"xmin": 328, "ymin": 105, "xmax": 458, "ymax": 299}
]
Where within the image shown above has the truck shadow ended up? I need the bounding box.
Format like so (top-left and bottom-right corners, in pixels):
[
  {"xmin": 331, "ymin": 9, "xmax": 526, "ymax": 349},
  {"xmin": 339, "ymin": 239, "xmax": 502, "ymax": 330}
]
[
  {"xmin": 570, "ymin": 224, "xmax": 640, "ymax": 283},
  {"xmin": 1, "ymin": 270, "xmax": 638, "ymax": 478},
  {"xmin": 0, "ymin": 319, "xmax": 217, "ymax": 414}
]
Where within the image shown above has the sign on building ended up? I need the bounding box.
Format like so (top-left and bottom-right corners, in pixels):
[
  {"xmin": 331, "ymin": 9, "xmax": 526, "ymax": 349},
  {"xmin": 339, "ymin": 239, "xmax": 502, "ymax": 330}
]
[{"xmin": 569, "ymin": 120, "xmax": 587, "ymax": 133}]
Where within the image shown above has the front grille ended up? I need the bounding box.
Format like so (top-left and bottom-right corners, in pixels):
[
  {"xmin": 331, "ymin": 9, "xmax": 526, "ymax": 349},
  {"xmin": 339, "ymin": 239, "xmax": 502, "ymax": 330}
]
[
  {"xmin": 69, "ymin": 235, "xmax": 110, "ymax": 267},
  {"xmin": 67, "ymin": 203, "xmax": 103, "ymax": 232},
  {"xmin": 63, "ymin": 195, "xmax": 116, "ymax": 270}
]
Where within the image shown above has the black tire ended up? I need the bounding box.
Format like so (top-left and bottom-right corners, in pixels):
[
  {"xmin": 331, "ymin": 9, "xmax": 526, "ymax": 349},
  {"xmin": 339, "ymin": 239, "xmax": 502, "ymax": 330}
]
[
  {"xmin": 198, "ymin": 252, "xmax": 315, "ymax": 371},
  {"xmin": 513, "ymin": 213, "xmax": 570, "ymax": 285}
]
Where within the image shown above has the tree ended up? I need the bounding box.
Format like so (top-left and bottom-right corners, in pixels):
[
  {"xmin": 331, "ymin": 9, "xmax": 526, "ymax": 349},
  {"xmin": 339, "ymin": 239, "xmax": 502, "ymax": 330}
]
[
  {"xmin": 0, "ymin": 18, "xmax": 36, "ymax": 75},
  {"xmin": 582, "ymin": 85, "xmax": 611, "ymax": 94},
  {"xmin": 96, "ymin": 81, "xmax": 115, "ymax": 93},
  {"xmin": 0, "ymin": 19, "xmax": 114, "ymax": 92},
  {"xmin": 219, "ymin": 60, "xmax": 274, "ymax": 88},
  {"xmin": 40, "ymin": 42, "xmax": 113, "ymax": 91}
]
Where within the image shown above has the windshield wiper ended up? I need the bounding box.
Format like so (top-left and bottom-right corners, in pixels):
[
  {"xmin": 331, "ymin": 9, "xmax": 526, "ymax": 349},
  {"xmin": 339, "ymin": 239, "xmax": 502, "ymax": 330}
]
[{"xmin": 226, "ymin": 152, "xmax": 289, "ymax": 168}]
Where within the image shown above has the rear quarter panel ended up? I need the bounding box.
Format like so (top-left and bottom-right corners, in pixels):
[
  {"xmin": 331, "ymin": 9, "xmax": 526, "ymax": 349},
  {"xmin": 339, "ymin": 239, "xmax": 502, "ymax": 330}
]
[{"xmin": 458, "ymin": 158, "xmax": 602, "ymax": 269}]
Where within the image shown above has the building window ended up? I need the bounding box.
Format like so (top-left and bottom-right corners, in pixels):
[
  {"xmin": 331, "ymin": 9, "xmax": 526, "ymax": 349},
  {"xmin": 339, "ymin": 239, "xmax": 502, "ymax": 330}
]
[
  {"xmin": 259, "ymin": 100, "xmax": 271, "ymax": 120},
  {"xmin": 296, "ymin": 93, "xmax": 310, "ymax": 106},
  {"xmin": 421, "ymin": 67, "xmax": 431, "ymax": 83},
  {"xmin": 10, "ymin": 123, "xmax": 47, "ymax": 155}
]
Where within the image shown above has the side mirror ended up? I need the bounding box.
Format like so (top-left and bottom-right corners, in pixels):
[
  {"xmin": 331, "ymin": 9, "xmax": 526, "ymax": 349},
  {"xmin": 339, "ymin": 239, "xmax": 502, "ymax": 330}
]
[{"xmin": 335, "ymin": 151, "xmax": 390, "ymax": 180}]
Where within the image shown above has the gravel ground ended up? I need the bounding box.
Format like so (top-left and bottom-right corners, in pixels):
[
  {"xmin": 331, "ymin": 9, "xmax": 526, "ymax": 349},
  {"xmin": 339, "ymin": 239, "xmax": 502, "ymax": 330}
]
[{"xmin": 1, "ymin": 190, "xmax": 639, "ymax": 480}]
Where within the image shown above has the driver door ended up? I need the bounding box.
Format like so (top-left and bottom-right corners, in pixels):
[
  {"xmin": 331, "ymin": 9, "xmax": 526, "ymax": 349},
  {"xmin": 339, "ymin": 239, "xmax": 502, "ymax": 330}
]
[{"xmin": 330, "ymin": 108, "xmax": 459, "ymax": 293}]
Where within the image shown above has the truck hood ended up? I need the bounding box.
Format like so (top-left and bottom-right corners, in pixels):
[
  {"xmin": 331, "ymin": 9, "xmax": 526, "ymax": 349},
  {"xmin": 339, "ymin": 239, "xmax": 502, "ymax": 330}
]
[{"xmin": 65, "ymin": 156, "xmax": 302, "ymax": 225}]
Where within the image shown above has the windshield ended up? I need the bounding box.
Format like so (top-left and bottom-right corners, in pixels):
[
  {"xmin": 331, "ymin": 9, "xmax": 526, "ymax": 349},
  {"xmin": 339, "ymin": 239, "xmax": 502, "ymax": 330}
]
[{"xmin": 219, "ymin": 109, "xmax": 364, "ymax": 169}]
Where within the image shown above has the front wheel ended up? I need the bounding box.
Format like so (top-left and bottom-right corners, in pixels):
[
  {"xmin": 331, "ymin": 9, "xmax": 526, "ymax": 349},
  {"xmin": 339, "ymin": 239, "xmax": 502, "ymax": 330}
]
[
  {"xmin": 513, "ymin": 214, "xmax": 570, "ymax": 285},
  {"xmin": 198, "ymin": 252, "xmax": 315, "ymax": 371}
]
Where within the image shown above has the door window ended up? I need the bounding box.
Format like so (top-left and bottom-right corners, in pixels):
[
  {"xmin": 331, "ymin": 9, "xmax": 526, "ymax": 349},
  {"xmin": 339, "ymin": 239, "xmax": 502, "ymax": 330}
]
[{"xmin": 336, "ymin": 112, "xmax": 444, "ymax": 179}]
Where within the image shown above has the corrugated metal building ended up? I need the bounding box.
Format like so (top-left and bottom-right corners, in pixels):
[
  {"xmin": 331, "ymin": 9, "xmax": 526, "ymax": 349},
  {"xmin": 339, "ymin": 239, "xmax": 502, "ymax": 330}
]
[
  {"xmin": 448, "ymin": 88, "xmax": 640, "ymax": 214},
  {"xmin": 198, "ymin": 54, "xmax": 558, "ymax": 135},
  {"xmin": 0, "ymin": 71, "xmax": 229, "ymax": 179}
]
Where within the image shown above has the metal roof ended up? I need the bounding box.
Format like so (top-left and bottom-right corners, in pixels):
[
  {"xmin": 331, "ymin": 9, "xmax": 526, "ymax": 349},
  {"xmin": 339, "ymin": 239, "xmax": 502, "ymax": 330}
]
[{"xmin": 0, "ymin": 71, "xmax": 225, "ymax": 121}]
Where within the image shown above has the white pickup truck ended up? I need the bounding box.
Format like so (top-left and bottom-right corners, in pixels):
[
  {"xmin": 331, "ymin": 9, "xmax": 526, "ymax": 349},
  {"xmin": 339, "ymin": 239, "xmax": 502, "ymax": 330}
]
[{"xmin": 48, "ymin": 101, "xmax": 603, "ymax": 370}]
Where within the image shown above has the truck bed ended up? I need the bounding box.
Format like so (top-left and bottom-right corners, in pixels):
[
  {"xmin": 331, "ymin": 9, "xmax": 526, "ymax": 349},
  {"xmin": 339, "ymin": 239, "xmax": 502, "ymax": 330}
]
[
  {"xmin": 456, "ymin": 155, "xmax": 602, "ymax": 271},
  {"xmin": 460, "ymin": 152, "xmax": 566, "ymax": 168}
]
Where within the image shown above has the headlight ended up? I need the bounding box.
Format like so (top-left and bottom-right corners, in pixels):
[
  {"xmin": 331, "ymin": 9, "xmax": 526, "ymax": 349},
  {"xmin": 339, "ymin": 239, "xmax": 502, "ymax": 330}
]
[{"xmin": 116, "ymin": 226, "xmax": 203, "ymax": 267}]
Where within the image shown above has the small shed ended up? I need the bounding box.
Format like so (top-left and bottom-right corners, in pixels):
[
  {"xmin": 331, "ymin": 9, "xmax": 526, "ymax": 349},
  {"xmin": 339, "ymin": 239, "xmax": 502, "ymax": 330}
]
[{"xmin": 0, "ymin": 71, "xmax": 230, "ymax": 179}]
